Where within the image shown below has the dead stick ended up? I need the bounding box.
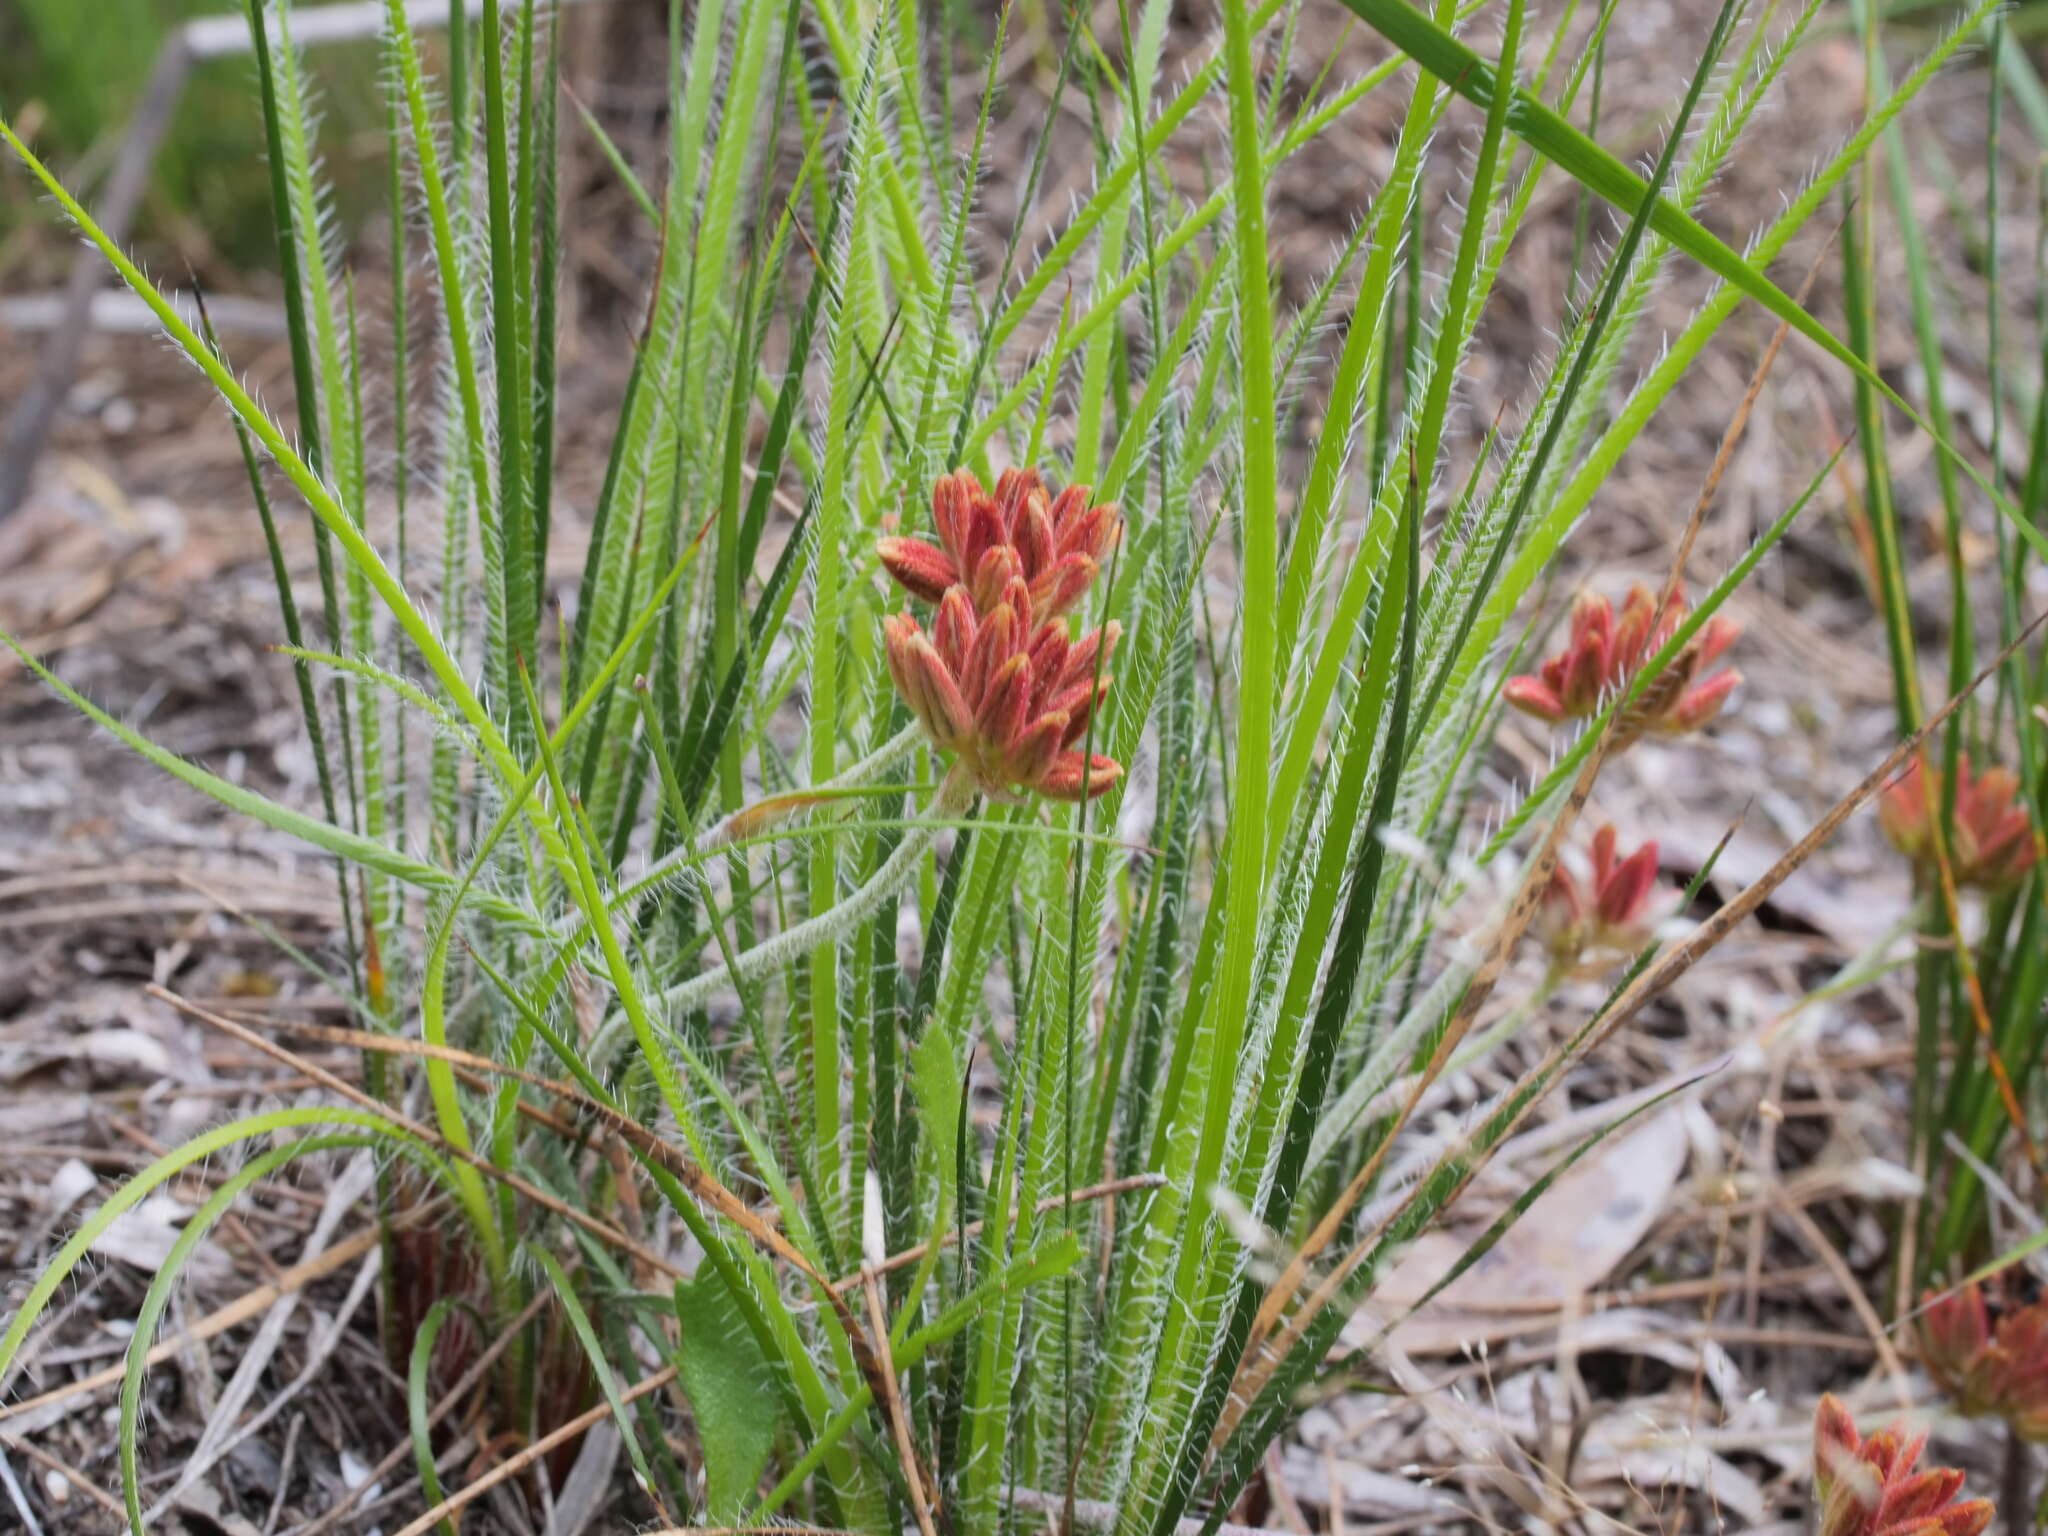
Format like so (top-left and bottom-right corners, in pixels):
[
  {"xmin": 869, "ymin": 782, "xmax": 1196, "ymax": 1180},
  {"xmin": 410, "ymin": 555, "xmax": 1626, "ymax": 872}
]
[{"xmin": 388, "ymin": 1367, "xmax": 678, "ymax": 1536}]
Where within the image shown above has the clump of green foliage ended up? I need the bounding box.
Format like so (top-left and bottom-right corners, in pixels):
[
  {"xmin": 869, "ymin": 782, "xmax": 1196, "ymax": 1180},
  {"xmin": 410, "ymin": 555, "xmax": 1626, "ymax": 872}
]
[{"xmin": 0, "ymin": 0, "xmax": 2028, "ymax": 1530}]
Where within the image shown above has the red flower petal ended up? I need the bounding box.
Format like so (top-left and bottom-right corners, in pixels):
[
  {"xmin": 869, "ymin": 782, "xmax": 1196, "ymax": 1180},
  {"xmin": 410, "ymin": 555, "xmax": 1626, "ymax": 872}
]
[
  {"xmin": 971, "ymin": 544, "xmax": 1024, "ymax": 612},
  {"xmin": 933, "ymin": 587, "xmax": 980, "ymax": 675},
  {"xmin": 975, "ymin": 653, "xmax": 1033, "ymax": 756},
  {"xmin": 1503, "ymin": 675, "xmax": 1567, "ymax": 723},
  {"xmin": 1668, "ymin": 667, "xmax": 1740, "ymax": 733},
  {"xmin": 1014, "ymin": 493, "xmax": 1056, "ymax": 579},
  {"xmin": 1696, "ymin": 614, "xmax": 1742, "ymax": 666},
  {"xmin": 1036, "ymin": 751, "xmax": 1122, "ymax": 801},
  {"xmin": 1032, "ymin": 552, "xmax": 1100, "ymax": 618},
  {"xmin": 960, "ymin": 601, "xmax": 1020, "ymax": 707},
  {"xmin": 932, "ymin": 470, "xmax": 978, "ymax": 563},
  {"xmin": 1003, "ymin": 712, "xmax": 1068, "ymax": 785},
  {"xmin": 878, "ymin": 536, "xmax": 960, "ymax": 603},
  {"xmin": 1595, "ymin": 840, "xmax": 1659, "ymax": 929}
]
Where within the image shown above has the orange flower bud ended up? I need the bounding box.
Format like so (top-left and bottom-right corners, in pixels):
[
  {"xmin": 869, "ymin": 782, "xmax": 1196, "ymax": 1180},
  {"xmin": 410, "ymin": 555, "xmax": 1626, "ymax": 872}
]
[
  {"xmin": 992, "ymin": 466, "xmax": 1045, "ymax": 523},
  {"xmin": 1501, "ymin": 675, "xmax": 1567, "ymax": 723},
  {"xmin": 1048, "ymin": 674, "xmax": 1112, "ymax": 745},
  {"xmin": 1058, "ymin": 620, "xmax": 1119, "ymax": 691},
  {"xmin": 1002, "ymin": 712, "xmax": 1068, "ymax": 785},
  {"xmin": 877, "ymin": 536, "xmax": 960, "ymax": 603},
  {"xmin": 970, "ymin": 544, "xmax": 1025, "ymax": 613},
  {"xmin": 932, "ymin": 587, "xmax": 979, "ymax": 676},
  {"xmin": 974, "ymin": 652, "xmax": 1033, "ymax": 756},
  {"xmin": 1026, "ymin": 620, "xmax": 1069, "ymax": 687},
  {"xmin": 1014, "ymin": 492, "xmax": 1056, "ymax": 578},
  {"xmin": 1038, "ymin": 751, "xmax": 1122, "ymax": 801},
  {"xmin": 931, "ymin": 470, "xmax": 968, "ymax": 552},
  {"xmin": 1032, "ymin": 552, "xmax": 1100, "ymax": 618},
  {"xmin": 884, "ymin": 614, "xmax": 973, "ymax": 750},
  {"xmin": 962, "ymin": 600, "xmax": 1019, "ymax": 707},
  {"xmin": 1667, "ymin": 667, "xmax": 1742, "ymax": 734},
  {"xmin": 1054, "ymin": 493, "xmax": 1120, "ymax": 565}
]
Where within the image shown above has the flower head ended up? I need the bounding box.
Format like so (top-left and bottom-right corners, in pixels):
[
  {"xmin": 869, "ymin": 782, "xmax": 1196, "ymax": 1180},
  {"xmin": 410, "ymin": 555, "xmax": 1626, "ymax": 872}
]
[
  {"xmin": 1812, "ymin": 1393, "xmax": 1992, "ymax": 1536},
  {"xmin": 1879, "ymin": 755, "xmax": 2037, "ymax": 892},
  {"xmin": 1919, "ymin": 1279, "xmax": 2048, "ymax": 1441},
  {"xmin": 879, "ymin": 470, "xmax": 1124, "ymax": 802},
  {"xmin": 1504, "ymin": 583, "xmax": 1741, "ymax": 740},
  {"xmin": 1531, "ymin": 824, "xmax": 1668, "ymax": 973},
  {"xmin": 878, "ymin": 468, "xmax": 1121, "ymax": 619}
]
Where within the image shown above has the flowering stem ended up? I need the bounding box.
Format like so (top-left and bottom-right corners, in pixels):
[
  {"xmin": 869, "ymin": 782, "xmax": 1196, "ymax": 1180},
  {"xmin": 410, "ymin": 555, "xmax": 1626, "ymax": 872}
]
[
  {"xmin": 833, "ymin": 722, "xmax": 927, "ymax": 795},
  {"xmin": 692, "ymin": 722, "xmax": 927, "ymax": 853},
  {"xmin": 657, "ymin": 762, "xmax": 974, "ymax": 1015}
]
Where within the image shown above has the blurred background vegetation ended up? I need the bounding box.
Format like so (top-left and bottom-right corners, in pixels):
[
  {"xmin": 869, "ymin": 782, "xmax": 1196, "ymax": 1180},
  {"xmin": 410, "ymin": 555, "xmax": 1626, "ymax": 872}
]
[{"xmin": 0, "ymin": 0, "xmax": 387, "ymax": 282}]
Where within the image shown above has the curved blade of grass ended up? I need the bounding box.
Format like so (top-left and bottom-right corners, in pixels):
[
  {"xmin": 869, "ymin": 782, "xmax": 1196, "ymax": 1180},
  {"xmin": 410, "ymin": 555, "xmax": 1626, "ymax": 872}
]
[
  {"xmin": 566, "ymin": 84, "xmax": 660, "ymax": 227},
  {"xmin": 120, "ymin": 1134, "xmax": 404, "ymax": 1535},
  {"xmin": 514, "ymin": 661, "xmax": 713, "ymax": 1163},
  {"xmin": 274, "ymin": 647, "xmax": 469, "ymax": 740},
  {"xmin": 407, "ymin": 1297, "xmax": 482, "ymax": 1536},
  {"xmin": 0, "ymin": 112, "xmax": 530, "ymax": 785},
  {"xmin": 0, "ymin": 1107, "xmax": 434, "ymax": 1381},
  {"xmin": 198, "ymin": 297, "xmax": 356, "ymax": 974}
]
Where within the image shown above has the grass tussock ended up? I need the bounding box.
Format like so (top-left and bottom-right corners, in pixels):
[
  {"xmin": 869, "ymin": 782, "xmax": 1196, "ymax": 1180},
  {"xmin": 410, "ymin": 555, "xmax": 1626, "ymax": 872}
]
[{"xmin": 3, "ymin": 0, "xmax": 2046, "ymax": 1529}]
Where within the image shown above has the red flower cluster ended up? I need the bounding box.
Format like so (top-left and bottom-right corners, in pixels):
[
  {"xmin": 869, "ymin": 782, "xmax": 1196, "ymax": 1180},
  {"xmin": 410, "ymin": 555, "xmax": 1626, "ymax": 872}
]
[
  {"xmin": 1879, "ymin": 755, "xmax": 2037, "ymax": 892},
  {"xmin": 879, "ymin": 468, "xmax": 1119, "ymax": 618},
  {"xmin": 1918, "ymin": 1280, "xmax": 2048, "ymax": 1441},
  {"xmin": 1532, "ymin": 824, "xmax": 1667, "ymax": 972},
  {"xmin": 1812, "ymin": 1393, "xmax": 1992, "ymax": 1536},
  {"xmin": 879, "ymin": 469, "xmax": 1123, "ymax": 802},
  {"xmin": 1504, "ymin": 583, "xmax": 1741, "ymax": 739}
]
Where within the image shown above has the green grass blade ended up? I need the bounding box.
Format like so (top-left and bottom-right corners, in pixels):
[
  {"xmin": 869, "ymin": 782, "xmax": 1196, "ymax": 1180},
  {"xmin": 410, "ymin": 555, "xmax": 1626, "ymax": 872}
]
[
  {"xmin": 120, "ymin": 1135, "xmax": 393, "ymax": 1535},
  {"xmin": 406, "ymin": 1297, "xmax": 479, "ymax": 1536},
  {"xmin": 0, "ymin": 1108, "xmax": 434, "ymax": 1379}
]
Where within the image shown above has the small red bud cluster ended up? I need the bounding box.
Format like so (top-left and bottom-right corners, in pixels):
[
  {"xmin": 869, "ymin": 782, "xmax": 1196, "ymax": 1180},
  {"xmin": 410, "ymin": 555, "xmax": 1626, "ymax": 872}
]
[
  {"xmin": 1811, "ymin": 1393, "xmax": 1992, "ymax": 1536},
  {"xmin": 1505, "ymin": 584, "xmax": 1744, "ymax": 975},
  {"xmin": 1533, "ymin": 823, "xmax": 1671, "ymax": 974},
  {"xmin": 1504, "ymin": 582, "xmax": 1741, "ymax": 740},
  {"xmin": 1879, "ymin": 755, "xmax": 2037, "ymax": 893},
  {"xmin": 1917, "ymin": 1278, "xmax": 2048, "ymax": 1443}
]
